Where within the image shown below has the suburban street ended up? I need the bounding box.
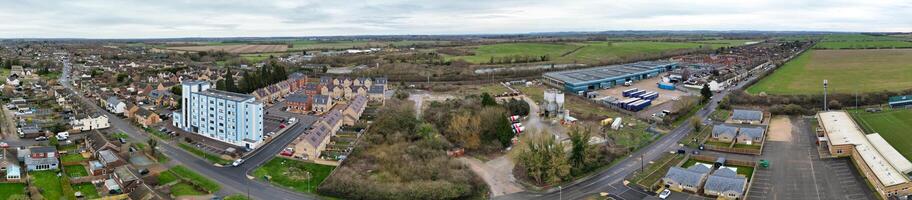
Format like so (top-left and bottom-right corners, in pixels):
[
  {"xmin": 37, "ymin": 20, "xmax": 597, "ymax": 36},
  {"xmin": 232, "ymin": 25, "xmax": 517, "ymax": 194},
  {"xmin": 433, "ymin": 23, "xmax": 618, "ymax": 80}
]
[
  {"xmin": 57, "ymin": 60, "xmax": 320, "ymax": 199},
  {"xmin": 497, "ymin": 64, "xmax": 767, "ymax": 200}
]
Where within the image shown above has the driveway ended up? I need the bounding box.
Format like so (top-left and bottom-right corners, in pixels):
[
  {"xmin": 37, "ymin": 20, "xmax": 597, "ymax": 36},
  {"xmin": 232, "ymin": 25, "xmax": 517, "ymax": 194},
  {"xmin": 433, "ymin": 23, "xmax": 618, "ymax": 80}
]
[{"xmin": 461, "ymin": 157, "xmax": 524, "ymax": 197}]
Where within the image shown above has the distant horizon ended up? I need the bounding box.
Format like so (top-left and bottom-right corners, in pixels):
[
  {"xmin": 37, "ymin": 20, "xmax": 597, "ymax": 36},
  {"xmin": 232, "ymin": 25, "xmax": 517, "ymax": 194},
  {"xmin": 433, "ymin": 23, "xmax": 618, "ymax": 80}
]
[
  {"xmin": 0, "ymin": 30, "xmax": 906, "ymax": 40},
  {"xmin": 1, "ymin": 0, "xmax": 909, "ymax": 39}
]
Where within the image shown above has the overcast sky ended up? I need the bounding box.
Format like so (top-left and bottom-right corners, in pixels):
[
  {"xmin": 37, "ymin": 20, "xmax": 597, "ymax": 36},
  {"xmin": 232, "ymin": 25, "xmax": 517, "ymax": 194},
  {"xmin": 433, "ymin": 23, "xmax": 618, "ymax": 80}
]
[{"xmin": 0, "ymin": 0, "xmax": 909, "ymax": 38}]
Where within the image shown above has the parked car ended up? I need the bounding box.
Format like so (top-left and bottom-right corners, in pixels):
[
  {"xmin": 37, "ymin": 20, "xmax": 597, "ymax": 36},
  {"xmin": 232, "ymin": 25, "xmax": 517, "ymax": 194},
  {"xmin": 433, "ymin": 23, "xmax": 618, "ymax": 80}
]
[
  {"xmin": 659, "ymin": 189, "xmax": 671, "ymax": 199},
  {"xmin": 232, "ymin": 159, "xmax": 244, "ymax": 167},
  {"xmin": 35, "ymin": 136, "xmax": 48, "ymax": 141}
]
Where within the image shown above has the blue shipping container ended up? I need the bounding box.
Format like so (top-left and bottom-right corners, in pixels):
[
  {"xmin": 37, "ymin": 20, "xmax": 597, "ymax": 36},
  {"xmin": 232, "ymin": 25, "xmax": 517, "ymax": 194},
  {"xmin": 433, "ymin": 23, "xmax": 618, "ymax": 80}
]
[{"xmin": 658, "ymin": 82, "xmax": 675, "ymax": 90}]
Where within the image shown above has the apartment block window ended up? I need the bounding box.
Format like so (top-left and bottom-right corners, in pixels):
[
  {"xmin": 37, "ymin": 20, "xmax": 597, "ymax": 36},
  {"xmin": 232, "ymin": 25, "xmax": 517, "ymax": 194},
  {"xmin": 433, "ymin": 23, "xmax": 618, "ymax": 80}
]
[{"xmin": 836, "ymin": 149, "xmax": 843, "ymax": 154}]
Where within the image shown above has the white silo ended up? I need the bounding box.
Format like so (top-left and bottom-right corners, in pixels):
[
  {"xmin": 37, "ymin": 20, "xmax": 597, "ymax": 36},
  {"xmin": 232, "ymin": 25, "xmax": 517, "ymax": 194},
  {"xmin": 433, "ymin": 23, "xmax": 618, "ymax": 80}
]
[
  {"xmin": 555, "ymin": 91, "xmax": 565, "ymax": 111},
  {"xmin": 544, "ymin": 89, "xmax": 557, "ymax": 114}
]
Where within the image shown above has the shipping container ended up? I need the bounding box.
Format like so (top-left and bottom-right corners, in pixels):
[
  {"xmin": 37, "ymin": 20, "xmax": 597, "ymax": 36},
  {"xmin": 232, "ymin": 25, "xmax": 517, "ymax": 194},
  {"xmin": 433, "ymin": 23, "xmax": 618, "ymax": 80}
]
[
  {"xmin": 622, "ymin": 88, "xmax": 639, "ymax": 97},
  {"xmin": 658, "ymin": 82, "xmax": 675, "ymax": 90}
]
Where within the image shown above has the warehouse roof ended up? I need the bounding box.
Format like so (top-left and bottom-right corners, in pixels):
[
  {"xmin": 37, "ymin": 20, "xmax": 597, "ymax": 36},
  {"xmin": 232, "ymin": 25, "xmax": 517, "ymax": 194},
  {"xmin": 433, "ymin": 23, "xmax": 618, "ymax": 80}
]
[
  {"xmin": 543, "ymin": 61, "xmax": 676, "ymax": 85},
  {"xmin": 819, "ymin": 111, "xmax": 910, "ymax": 187},
  {"xmin": 889, "ymin": 95, "xmax": 912, "ymax": 104}
]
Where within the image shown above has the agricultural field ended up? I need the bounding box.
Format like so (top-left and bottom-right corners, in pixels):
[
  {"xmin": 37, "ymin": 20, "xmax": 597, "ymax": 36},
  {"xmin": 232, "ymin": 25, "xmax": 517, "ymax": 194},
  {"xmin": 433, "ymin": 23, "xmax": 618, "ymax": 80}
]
[
  {"xmin": 814, "ymin": 34, "xmax": 912, "ymax": 49},
  {"xmin": 747, "ymin": 49, "xmax": 912, "ymax": 95},
  {"xmin": 850, "ymin": 109, "xmax": 912, "ymax": 161},
  {"xmin": 445, "ymin": 40, "xmax": 754, "ymax": 64},
  {"xmin": 287, "ymin": 40, "xmax": 448, "ymax": 51},
  {"xmin": 167, "ymin": 44, "xmax": 288, "ymax": 53}
]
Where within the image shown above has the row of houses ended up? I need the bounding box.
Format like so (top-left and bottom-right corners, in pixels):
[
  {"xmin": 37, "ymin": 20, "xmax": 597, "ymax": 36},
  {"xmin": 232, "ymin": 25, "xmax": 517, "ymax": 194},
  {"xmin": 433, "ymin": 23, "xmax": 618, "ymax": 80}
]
[
  {"xmin": 663, "ymin": 161, "xmax": 748, "ymax": 199},
  {"xmin": 711, "ymin": 125, "xmax": 765, "ymax": 145},
  {"xmin": 102, "ymin": 96, "xmax": 163, "ymax": 128},
  {"xmin": 291, "ymin": 95, "xmax": 368, "ymax": 160}
]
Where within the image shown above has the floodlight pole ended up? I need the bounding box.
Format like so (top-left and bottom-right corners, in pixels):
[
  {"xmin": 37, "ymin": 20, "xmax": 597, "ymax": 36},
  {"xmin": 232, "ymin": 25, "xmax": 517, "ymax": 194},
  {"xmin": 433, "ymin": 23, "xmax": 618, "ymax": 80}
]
[{"xmin": 823, "ymin": 80, "xmax": 828, "ymax": 111}]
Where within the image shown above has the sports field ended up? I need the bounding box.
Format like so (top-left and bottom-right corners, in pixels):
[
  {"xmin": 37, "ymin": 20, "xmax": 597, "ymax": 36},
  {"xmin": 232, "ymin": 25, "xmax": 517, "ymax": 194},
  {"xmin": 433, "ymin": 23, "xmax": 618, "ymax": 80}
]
[
  {"xmin": 747, "ymin": 49, "xmax": 912, "ymax": 95},
  {"xmin": 850, "ymin": 109, "xmax": 912, "ymax": 160},
  {"xmin": 447, "ymin": 40, "xmax": 752, "ymax": 64}
]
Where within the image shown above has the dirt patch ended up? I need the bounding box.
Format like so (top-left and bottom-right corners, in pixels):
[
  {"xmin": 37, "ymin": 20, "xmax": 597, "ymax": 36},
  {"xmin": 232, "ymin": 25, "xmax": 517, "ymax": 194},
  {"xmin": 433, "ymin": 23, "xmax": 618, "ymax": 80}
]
[
  {"xmin": 768, "ymin": 116, "xmax": 792, "ymax": 142},
  {"xmin": 594, "ymin": 74, "xmax": 689, "ymax": 108}
]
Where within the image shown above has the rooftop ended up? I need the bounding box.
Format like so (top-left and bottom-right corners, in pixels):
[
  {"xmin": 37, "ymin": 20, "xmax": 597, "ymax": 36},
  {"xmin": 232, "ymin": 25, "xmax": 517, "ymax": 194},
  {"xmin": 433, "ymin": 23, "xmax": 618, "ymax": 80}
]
[
  {"xmin": 197, "ymin": 89, "xmax": 256, "ymax": 102},
  {"xmin": 732, "ymin": 109, "xmax": 763, "ymax": 121},
  {"xmin": 543, "ymin": 61, "xmax": 676, "ymax": 85},
  {"xmin": 818, "ymin": 111, "xmax": 911, "ymax": 187}
]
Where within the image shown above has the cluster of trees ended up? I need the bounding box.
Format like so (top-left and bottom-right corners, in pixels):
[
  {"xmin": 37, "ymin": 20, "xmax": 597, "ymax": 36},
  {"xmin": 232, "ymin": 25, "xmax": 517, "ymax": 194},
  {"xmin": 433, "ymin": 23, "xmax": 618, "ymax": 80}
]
[
  {"xmin": 1, "ymin": 57, "xmax": 23, "ymax": 69},
  {"xmin": 422, "ymin": 93, "xmax": 515, "ymax": 152},
  {"xmin": 514, "ymin": 125, "xmax": 608, "ymax": 186},
  {"xmin": 317, "ymin": 99, "xmax": 486, "ymax": 200},
  {"xmin": 215, "ymin": 61, "xmax": 288, "ymax": 94},
  {"xmin": 487, "ymin": 54, "xmax": 551, "ymax": 64},
  {"xmin": 727, "ymin": 89, "xmax": 912, "ymax": 114}
]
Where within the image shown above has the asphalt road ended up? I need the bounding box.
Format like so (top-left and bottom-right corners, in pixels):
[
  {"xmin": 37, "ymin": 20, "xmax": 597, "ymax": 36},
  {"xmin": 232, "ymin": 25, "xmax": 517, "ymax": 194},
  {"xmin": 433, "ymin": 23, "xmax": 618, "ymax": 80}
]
[
  {"xmin": 497, "ymin": 63, "xmax": 769, "ymax": 200},
  {"xmin": 57, "ymin": 60, "xmax": 320, "ymax": 200}
]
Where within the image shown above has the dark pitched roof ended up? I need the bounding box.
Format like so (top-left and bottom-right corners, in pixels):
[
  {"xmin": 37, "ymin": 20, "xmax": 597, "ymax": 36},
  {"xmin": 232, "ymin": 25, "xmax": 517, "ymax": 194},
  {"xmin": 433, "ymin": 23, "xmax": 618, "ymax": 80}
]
[
  {"xmin": 738, "ymin": 127, "xmax": 765, "ymax": 139},
  {"xmin": 313, "ymin": 95, "xmax": 330, "ymax": 105},
  {"xmin": 368, "ymin": 85, "xmax": 384, "ymax": 94},
  {"xmin": 286, "ymin": 94, "xmax": 309, "ymax": 103},
  {"xmin": 704, "ymin": 168, "xmax": 747, "ymax": 194},
  {"xmin": 732, "ymin": 109, "xmax": 763, "ymax": 121},
  {"xmin": 712, "ymin": 124, "xmax": 738, "ymax": 138}
]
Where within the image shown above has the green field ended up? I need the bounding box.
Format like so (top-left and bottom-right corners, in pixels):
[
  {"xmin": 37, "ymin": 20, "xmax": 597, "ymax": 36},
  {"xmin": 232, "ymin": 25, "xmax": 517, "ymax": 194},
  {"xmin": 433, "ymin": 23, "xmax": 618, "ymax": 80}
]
[
  {"xmin": 167, "ymin": 166, "xmax": 221, "ymax": 193},
  {"xmin": 851, "ymin": 109, "xmax": 912, "ymax": 161},
  {"xmin": 288, "ymin": 40, "xmax": 448, "ymax": 51},
  {"xmin": 0, "ymin": 183, "xmax": 26, "ymax": 200},
  {"xmin": 747, "ymin": 49, "xmax": 912, "ymax": 95},
  {"xmin": 252, "ymin": 157, "xmax": 336, "ymax": 194},
  {"xmin": 814, "ymin": 34, "xmax": 912, "ymax": 49},
  {"xmin": 240, "ymin": 53, "xmax": 286, "ymax": 63},
  {"xmin": 447, "ymin": 40, "xmax": 752, "ymax": 64}
]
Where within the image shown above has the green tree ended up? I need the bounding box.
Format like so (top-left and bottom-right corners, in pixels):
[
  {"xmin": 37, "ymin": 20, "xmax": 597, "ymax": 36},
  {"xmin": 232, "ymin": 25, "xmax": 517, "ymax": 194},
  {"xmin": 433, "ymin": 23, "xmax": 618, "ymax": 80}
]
[
  {"xmin": 701, "ymin": 84, "xmax": 713, "ymax": 102},
  {"xmin": 481, "ymin": 92, "xmax": 497, "ymax": 106},
  {"xmin": 170, "ymin": 85, "xmax": 182, "ymax": 95},
  {"xmin": 224, "ymin": 68, "xmax": 236, "ymax": 92},
  {"xmin": 568, "ymin": 125, "xmax": 600, "ymax": 175},
  {"xmin": 514, "ymin": 133, "xmax": 571, "ymax": 185},
  {"xmin": 147, "ymin": 138, "xmax": 158, "ymax": 154},
  {"xmin": 49, "ymin": 136, "xmax": 59, "ymax": 146}
]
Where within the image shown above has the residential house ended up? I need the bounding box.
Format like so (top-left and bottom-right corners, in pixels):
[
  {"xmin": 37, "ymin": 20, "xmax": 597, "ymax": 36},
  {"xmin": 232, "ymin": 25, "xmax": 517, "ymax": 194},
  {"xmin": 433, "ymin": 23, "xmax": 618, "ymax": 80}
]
[
  {"xmin": 730, "ymin": 109, "xmax": 763, "ymax": 125},
  {"xmin": 98, "ymin": 149, "xmax": 125, "ymax": 168},
  {"xmin": 662, "ymin": 164, "xmax": 711, "ymax": 193},
  {"xmin": 342, "ymin": 95, "xmax": 367, "ymax": 126},
  {"xmin": 286, "ymin": 93, "xmax": 311, "ymax": 114},
  {"xmin": 294, "ymin": 123, "xmax": 332, "ymax": 160},
  {"xmin": 312, "ymin": 95, "xmax": 334, "ymax": 113},
  {"xmin": 17, "ymin": 125, "xmax": 44, "ymax": 138},
  {"xmin": 123, "ymin": 103, "xmax": 140, "ymax": 118},
  {"xmin": 86, "ymin": 130, "xmax": 118, "ymax": 153},
  {"xmin": 736, "ymin": 127, "xmax": 765, "ymax": 145},
  {"xmin": 89, "ymin": 160, "xmax": 105, "ymax": 175},
  {"xmin": 712, "ymin": 125, "xmax": 738, "ymax": 143},
  {"xmin": 113, "ymin": 166, "xmax": 141, "ymax": 193},
  {"xmin": 133, "ymin": 108, "xmax": 161, "ymax": 127},
  {"xmin": 106, "ymin": 96, "xmax": 127, "ymax": 114},
  {"xmin": 703, "ymin": 167, "xmax": 747, "ymax": 199},
  {"xmin": 72, "ymin": 114, "xmax": 110, "ymax": 131},
  {"xmin": 6, "ymin": 163, "xmax": 20, "ymax": 180},
  {"xmin": 367, "ymin": 85, "xmax": 385, "ymax": 102},
  {"xmin": 24, "ymin": 146, "xmax": 59, "ymax": 171}
]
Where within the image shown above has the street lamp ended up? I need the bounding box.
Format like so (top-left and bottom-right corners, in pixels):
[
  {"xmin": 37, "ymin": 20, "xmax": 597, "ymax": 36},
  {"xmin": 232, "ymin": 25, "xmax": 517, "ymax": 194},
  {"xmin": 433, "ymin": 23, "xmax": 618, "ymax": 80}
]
[{"xmin": 559, "ymin": 186, "xmax": 562, "ymax": 200}]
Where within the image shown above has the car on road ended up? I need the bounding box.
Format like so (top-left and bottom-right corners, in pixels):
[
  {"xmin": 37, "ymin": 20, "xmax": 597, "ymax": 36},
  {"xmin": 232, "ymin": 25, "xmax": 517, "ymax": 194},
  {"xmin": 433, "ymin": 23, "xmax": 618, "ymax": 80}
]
[
  {"xmin": 35, "ymin": 136, "xmax": 48, "ymax": 141},
  {"xmin": 232, "ymin": 159, "xmax": 244, "ymax": 167},
  {"xmin": 659, "ymin": 189, "xmax": 671, "ymax": 199}
]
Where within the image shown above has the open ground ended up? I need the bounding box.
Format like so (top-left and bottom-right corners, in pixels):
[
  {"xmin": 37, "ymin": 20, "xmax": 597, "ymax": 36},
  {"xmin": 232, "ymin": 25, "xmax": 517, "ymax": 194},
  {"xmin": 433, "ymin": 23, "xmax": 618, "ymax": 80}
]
[
  {"xmin": 166, "ymin": 44, "xmax": 288, "ymax": 53},
  {"xmin": 445, "ymin": 40, "xmax": 753, "ymax": 64},
  {"xmin": 747, "ymin": 49, "xmax": 912, "ymax": 95}
]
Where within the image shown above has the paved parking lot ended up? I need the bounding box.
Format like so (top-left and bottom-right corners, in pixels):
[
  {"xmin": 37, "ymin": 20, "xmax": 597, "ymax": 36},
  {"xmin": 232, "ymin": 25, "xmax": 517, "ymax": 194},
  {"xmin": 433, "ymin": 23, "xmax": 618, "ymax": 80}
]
[{"xmin": 747, "ymin": 117, "xmax": 874, "ymax": 200}]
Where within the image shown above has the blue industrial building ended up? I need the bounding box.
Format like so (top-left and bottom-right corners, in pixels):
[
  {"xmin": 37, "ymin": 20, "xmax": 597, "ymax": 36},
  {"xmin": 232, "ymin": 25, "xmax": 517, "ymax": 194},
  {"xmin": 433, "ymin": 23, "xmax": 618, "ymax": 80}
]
[
  {"xmin": 543, "ymin": 61, "xmax": 679, "ymax": 94},
  {"xmin": 889, "ymin": 95, "xmax": 912, "ymax": 108}
]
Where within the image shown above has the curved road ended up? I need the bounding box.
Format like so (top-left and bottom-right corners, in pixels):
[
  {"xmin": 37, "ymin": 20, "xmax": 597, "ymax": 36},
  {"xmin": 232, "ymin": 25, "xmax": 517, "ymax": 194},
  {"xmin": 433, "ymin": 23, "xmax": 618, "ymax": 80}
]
[
  {"xmin": 497, "ymin": 68, "xmax": 764, "ymax": 200},
  {"xmin": 59, "ymin": 60, "xmax": 318, "ymax": 200}
]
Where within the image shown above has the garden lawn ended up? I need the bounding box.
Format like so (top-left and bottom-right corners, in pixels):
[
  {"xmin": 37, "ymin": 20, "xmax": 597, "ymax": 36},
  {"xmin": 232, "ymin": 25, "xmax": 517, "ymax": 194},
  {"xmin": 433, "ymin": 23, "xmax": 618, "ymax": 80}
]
[
  {"xmin": 64, "ymin": 165, "xmax": 89, "ymax": 177},
  {"xmin": 747, "ymin": 49, "xmax": 912, "ymax": 95},
  {"xmin": 252, "ymin": 157, "xmax": 335, "ymax": 194},
  {"xmin": 170, "ymin": 182, "xmax": 206, "ymax": 196},
  {"xmin": 0, "ymin": 183, "xmax": 26, "ymax": 200},
  {"xmin": 72, "ymin": 183, "xmax": 100, "ymax": 199},
  {"xmin": 61, "ymin": 153, "xmax": 86, "ymax": 163},
  {"xmin": 179, "ymin": 143, "xmax": 231, "ymax": 164},
  {"xmin": 31, "ymin": 171, "xmax": 64, "ymax": 200},
  {"xmin": 157, "ymin": 170, "xmax": 179, "ymax": 185},
  {"xmin": 851, "ymin": 109, "xmax": 912, "ymax": 161},
  {"xmin": 168, "ymin": 166, "xmax": 221, "ymax": 193}
]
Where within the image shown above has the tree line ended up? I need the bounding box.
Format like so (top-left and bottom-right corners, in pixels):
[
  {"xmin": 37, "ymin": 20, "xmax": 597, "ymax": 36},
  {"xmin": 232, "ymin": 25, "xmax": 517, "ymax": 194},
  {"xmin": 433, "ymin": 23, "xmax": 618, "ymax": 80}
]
[{"xmin": 215, "ymin": 60, "xmax": 288, "ymax": 94}]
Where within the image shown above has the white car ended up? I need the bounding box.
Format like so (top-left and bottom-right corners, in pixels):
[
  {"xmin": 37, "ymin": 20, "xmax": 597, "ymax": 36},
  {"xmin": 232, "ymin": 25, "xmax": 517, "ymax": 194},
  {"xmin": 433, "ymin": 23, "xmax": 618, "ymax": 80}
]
[
  {"xmin": 659, "ymin": 189, "xmax": 671, "ymax": 199},
  {"xmin": 232, "ymin": 159, "xmax": 244, "ymax": 167}
]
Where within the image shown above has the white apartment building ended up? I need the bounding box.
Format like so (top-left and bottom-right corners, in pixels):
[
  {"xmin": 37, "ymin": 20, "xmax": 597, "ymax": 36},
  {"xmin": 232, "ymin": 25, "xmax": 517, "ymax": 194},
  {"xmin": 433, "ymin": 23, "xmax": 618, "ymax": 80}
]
[{"xmin": 173, "ymin": 81, "xmax": 264, "ymax": 149}]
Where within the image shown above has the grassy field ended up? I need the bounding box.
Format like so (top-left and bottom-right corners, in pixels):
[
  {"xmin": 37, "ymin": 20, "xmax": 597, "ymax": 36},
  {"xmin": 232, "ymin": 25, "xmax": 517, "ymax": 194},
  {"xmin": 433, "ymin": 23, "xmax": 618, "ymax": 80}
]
[
  {"xmin": 64, "ymin": 165, "xmax": 89, "ymax": 177},
  {"xmin": 447, "ymin": 40, "xmax": 752, "ymax": 64},
  {"xmin": 814, "ymin": 34, "xmax": 912, "ymax": 49},
  {"xmin": 72, "ymin": 183, "xmax": 100, "ymax": 199},
  {"xmin": 747, "ymin": 49, "xmax": 912, "ymax": 95},
  {"xmin": 851, "ymin": 109, "xmax": 912, "ymax": 161},
  {"xmin": 0, "ymin": 183, "xmax": 26, "ymax": 200},
  {"xmin": 252, "ymin": 157, "xmax": 336, "ymax": 194},
  {"xmin": 630, "ymin": 153, "xmax": 686, "ymax": 189},
  {"xmin": 157, "ymin": 170, "xmax": 179, "ymax": 185},
  {"xmin": 288, "ymin": 40, "xmax": 448, "ymax": 51},
  {"xmin": 168, "ymin": 166, "xmax": 221, "ymax": 193},
  {"xmin": 171, "ymin": 182, "xmax": 207, "ymax": 196},
  {"xmin": 240, "ymin": 53, "xmax": 286, "ymax": 63},
  {"xmin": 32, "ymin": 171, "xmax": 65, "ymax": 200}
]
